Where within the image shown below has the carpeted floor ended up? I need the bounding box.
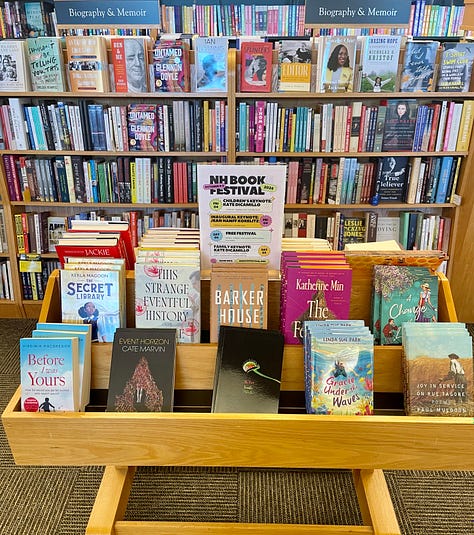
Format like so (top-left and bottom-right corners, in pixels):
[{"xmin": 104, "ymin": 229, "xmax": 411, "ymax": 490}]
[{"xmin": 1, "ymin": 318, "xmax": 474, "ymax": 534}]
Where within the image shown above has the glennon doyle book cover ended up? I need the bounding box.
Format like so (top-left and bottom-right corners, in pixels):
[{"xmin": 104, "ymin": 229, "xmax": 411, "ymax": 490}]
[
  {"xmin": 152, "ymin": 38, "xmax": 190, "ymax": 92},
  {"xmin": 106, "ymin": 328, "xmax": 177, "ymax": 412},
  {"xmin": 211, "ymin": 325, "xmax": 284, "ymax": 413}
]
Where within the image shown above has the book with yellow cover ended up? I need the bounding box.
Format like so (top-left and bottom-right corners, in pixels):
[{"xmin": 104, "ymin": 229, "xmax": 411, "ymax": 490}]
[
  {"xmin": 278, "ymin": 39, "xmax": 312, "ymax": 92},
  {"xmin": 66, "ymin": 36, "xmax": 109, "ymax": 92}
]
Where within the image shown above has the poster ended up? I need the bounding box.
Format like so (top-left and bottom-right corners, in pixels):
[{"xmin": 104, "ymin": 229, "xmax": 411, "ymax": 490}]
[{"xmin": 197, "ymin": 164, "xmax": 287, "ymax": 271}]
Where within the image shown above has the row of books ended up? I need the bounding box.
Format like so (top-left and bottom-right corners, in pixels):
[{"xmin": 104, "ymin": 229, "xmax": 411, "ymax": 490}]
[
  {"xmin": 409, "ymin": 0, "xmax": 465, "ymax": 37},
  {"xmin": 0, "ymin": 1, "xmax": 54, "ymax": 39},
  {"xmin": 18, "ymin": 255, "xmax": 60, "ymax": 301},
  {"xmin": 236, "ymin": 99, "xmax": 474, "ymax": 155}
]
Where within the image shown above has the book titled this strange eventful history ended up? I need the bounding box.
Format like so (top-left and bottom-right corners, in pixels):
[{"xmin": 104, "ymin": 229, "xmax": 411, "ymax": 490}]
[{"xmin": 106, "ymin": 328, "xmax": 177, "ymax": 412}]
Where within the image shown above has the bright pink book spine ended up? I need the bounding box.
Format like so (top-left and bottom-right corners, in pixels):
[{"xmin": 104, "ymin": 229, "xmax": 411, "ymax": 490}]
[{"xmin": 254, "ymin": 100, "xmax": 266, "ymax": 153}]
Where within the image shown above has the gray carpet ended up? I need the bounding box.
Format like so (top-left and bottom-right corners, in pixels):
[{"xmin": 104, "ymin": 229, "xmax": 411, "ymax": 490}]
[{"xmin": 1, "ymin": 319, "xmax": 474, "ymax": 534}]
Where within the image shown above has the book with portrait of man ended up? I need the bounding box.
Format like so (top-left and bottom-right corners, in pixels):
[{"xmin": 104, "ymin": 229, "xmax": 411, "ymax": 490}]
[
  {"xmin": 110, "ymin": 37, "xmax": 151, "ymax": 93},
  {"xmin": 240, "ymin": 41, "xmax": 273, "ymax": 92}
]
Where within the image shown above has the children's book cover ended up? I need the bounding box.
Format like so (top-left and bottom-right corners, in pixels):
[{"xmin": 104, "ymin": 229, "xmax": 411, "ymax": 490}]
[
  {"xmin": 278, "ymin": 39, "xmax": 312, "ymax": 92},
  {"xmin": 195, "ymin": 36, "xmax": 228, "ymax": 92},
  {"xmin": 66, "ymin": 36, "xmax": 109, "ymax": 92},
  {"xmin": 110, "ymin": 37, "xmax": 149, "ymax": 93},
  {"xmin": 318, "ymin": 36, "xmax": 357, "ymax": 93},
  {"xmin": 211, "ymin": 325, "xmax": 284, "ymax": 413},
  {"xmin": 382, "ymin": 99, "xmax": 418, "ymax": 151},
  {"xmin": 400, "ymin": 40, "xmax": 439, "ymax": 92},
  {"xmin": 403, "ymin": 324, "xmax": 473, "ymax": 416},
  {"xmin": 127, "ymin": 103, "xmax": 158, "ymax": 151},
  {"xmin": 135, "ymin": 261, "xmax": 201, "ymax": 343},
  {"xmin": 359, "ymin": 35, "xmax": 402, "ymax": 93},
  {"xmin": 436, "ymin": 42, "xmax": 474, "ymax": 92},
  {"xmin": 26, "ymin": 37, "xmax": 66, "ymax": 92},
  {"xmin": 240, "ymin": 41, "xmax": 273, "ymax": 92},
  {"xmin": 152, "ymin": 38, "xmax": 190, "ymax": 92},
  {"xmin": 20, "ymin": 336, "xmax": 80, "ymax": 412},
  {"xmin": 106, "ymin": 327, "xmax": 177, "ymax": 412}
]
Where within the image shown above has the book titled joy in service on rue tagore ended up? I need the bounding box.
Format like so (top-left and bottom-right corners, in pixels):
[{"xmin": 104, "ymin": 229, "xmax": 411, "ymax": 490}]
[{"xmin": 106, "ymin": 328, "xmax": 177, "ymax": 412}]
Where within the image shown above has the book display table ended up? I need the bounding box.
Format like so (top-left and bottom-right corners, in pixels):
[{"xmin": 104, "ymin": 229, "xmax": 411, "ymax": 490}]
[{"xmin": 3, "ymin": 265, "xmax": 474, "ymax": 535}]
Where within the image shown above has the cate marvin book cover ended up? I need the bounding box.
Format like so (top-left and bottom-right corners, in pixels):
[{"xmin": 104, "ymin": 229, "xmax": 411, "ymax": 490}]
[
  {"xmin": 211, "ymin": 325, "xmax": 284, "ymax": 413},
  {"xmin": 106, "ymin": 327, "xmax": 177, "ymax": 412}
]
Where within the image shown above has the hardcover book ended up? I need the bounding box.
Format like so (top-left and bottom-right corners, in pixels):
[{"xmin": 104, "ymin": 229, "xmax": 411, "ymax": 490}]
[
  {"xmin": 106, "ymin": 327, "xmax": 177, "ymax": 412},
  {"xmin": 211, "ymin": 325, "xmax": 284, "ymax": 413},
  {"xmin": 318, "ymin": 36, "xmax": 357, "ymax": 93},
  {"xmin": 436, "ymin": 42, "xmax": 474, "ymax": 92},
  {"xmin": 0, "ymin": 39, "xmax": 31, "ymax": 91},
  {"xmin": 400, "ymin": 40, "xmax": 439, "ymax": 92},
  {"xmin": 127, "ymin": 103, "xmax": 157, "ymax": 151},
  {"xmin": 372, "ymin": 156, "xmax": 409, "ymax": 203},
  {"xmin": 110, "ymin": 37, "xmax": 149, "ymax": 93},
  {"xmin": 152, "ymin": 38, "xmax": 190, "ymax": 92},
  {"xmin": 359, "ymin": 35, "xmax": 402, "ymax": 93},
  {"xmin": 195, "ymin": 36, "xmax": 228, "ymax": 92},
  {"xmin": 278, "ymin": 39, "xmax": 312, "ymax": 92},
  {"xmin": 382, "ymin": 99, "xmax": 418, "ymax": 151},
  {"xmin": 20, "ymin": 336, "xmax": 80, "ymax": 412},
  {"xmin": 240, "ymin": 41, "xmax": 273, "ymax": 92},
  {"xmin": 24, "ymin": 1, "xmax": 54, "ymax": 37},
  {"xmin": 26, "ymin": 37, "xmax": 66, "ymax": 92},
  {"xmin": 66, "ymin": 35, "xmax": 109, "ymax": 92}
]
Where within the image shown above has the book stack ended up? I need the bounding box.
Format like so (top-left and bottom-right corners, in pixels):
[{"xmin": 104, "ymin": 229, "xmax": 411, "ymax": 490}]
[
  {"xmin": 280, "ymin": 251, "xmax": 352, "ymax": 344},
  {"xmin": 135, "ymin": 228, "xmax": 201, "ymax": 343},
  {"xmin": 402, "ymin": 322, "xmax": 473, "ymax": 417},
  {"xmin": 20, "ymin": 322, "xmax": 92, "ymax": 412},
  {"xmin": 372, "ymin": 265, "xmax": 439, "ymax": 345},
  {"xmin": 304, "ymin": 320, "xmax": 374, "ymax": 415},
  {"xmin": 209, "ymin": 262, "xmax": 268, "ymax": 343}
]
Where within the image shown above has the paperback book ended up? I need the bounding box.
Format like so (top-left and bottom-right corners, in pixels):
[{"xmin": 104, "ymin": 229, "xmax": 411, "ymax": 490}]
[
  {"xmin": 400, "ymin": 40, "xmax": 439, "ymax": 92},
  {"xmin": 127, "ymin": 103, "xmax": 158, "ymax": 151},
  {"xmin": 240, "ymin": 41, "xmax": 273, "ymax": 92},
  {"xmin": 106, "ymin": 327, "xmax": 177, "ymax": 412},
  {"xmin": 211, "ymin": 325, "xmax": 284, "ymax": 413},
  {"xmin": 277, "ymin": 39, "xmax": 312, "ymax": 92},
  {"xmin": 359, "ymin": 35, "xmax": 402, "ymax": 93},
  {"xmin": 382, "ymin": 100, "xmax": 418, "ymax": 151},
  {"xmin": 195, "ymin": 36, "xmax": 228, "ymax": 92},
  {"xmin": 436, "ymin": 42, "xmax": 474, "ymax": 92},
  {"xmin": 26, "ymin": 37, "xmax": 66, "ymax": 92},
  {"xmin": 152, "ymin": 38, "xmax": 190, "ymax": 92}
]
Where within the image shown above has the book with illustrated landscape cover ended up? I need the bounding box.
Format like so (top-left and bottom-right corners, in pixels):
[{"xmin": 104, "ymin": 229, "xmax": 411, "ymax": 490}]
[
  {"xmin": 107, "ymin": 328, "xmax": 177, "ymax": 412},
  {"xmin": 211, "ymin": 325, "xmax": 284, "ymax": 413}
]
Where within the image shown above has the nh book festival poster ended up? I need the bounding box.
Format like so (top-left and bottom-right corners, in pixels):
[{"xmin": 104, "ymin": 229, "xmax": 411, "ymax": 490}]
[{"xmin": 197, "ymin": 164, "xmax": 286, "ymax": 271}]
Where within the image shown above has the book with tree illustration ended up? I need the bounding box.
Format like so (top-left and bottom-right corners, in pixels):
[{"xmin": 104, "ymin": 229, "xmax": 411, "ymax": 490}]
[{"xmin": 106, "ymin": 328, "xmax": 177, "ymax": 412}]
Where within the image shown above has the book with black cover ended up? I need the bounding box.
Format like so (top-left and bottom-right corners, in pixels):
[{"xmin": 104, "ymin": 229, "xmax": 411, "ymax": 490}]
[
  {"xmin": 106, "ymin": 327, "xmax": 177, "ymax": 412},
  {"xmin": 212, "ymin": 326, "xmax": 284, "ymax": 413}
]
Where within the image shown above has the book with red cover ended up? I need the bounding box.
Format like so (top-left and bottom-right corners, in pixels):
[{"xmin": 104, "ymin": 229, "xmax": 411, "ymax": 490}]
[
  {"xmin": 110, "ymin": 37, "xmax": 149, "ymax": 93},
  {"xmin": 240, "ymin": 41, "xmax": 273, "ymax": 92},
  {"xmin": 55, "ymin": 236, "xmax": 126, "ymax": 268}
]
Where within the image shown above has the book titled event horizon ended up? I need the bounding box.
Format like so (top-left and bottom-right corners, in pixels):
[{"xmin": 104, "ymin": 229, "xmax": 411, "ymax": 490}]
[
  {"xmin": 106, "ymin": 327, "xmax": 177, "ymax": 412},
  {"xmin": 211, "ymin": 325, "xmax": 284, "ymax": 413}
]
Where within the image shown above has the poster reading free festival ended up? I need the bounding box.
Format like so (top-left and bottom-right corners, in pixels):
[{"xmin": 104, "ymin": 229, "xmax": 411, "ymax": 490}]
[{"xmin": 197, "ymin": 164, "xmax": 287, "ymax": 271}]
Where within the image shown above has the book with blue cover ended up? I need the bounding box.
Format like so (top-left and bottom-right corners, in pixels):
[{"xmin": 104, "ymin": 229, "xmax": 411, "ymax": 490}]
[
  {"xmin": 400, "ymin": 41, "xmax": 438, "ymax": 92},
  {"xmin": 195, "ymin": 36, "xmax": 228, "ymax": 92}
]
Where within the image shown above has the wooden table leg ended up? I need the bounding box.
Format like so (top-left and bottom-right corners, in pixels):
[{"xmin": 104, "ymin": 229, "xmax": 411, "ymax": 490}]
[{"xmin": 86, "ymin": 466, "xmax": 136, "ymax": 535}]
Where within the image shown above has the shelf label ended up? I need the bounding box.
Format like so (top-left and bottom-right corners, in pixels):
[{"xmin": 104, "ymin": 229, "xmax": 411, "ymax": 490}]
[
  {"xmin": 55, "ymin": 0, "xmax": 160, "ymax": 27},
  {"xmin": 305, "ymin": 0, "xmax": 411, "ymax": 27}
]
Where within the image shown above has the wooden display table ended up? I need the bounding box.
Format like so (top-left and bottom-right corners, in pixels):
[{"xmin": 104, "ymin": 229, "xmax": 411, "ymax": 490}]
[{"xmin": 3, "ymin": 268, "xmax": 473, "ymax": 535}]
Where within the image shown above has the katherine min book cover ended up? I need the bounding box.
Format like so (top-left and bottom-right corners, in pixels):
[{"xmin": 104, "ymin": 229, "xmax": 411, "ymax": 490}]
[
  {"xmin": 195, "ymin": 36, "xmax": 228, "ymax": 92},
  {"xmin": 240, "ymin": 41, "xmax": 273, "ymax": 92},
  {"xmin": 106, "ymin": 327, "xmax": 177, "ymax": 412},
  {"xmin": 400, "ymin": 40, "xmax": 439, "ymax": 92},
  {"xmin": 26, "ymin": 37, "xmax": 66, "ymax": 92},
  {"xmin": 20, "ymin": 336, "xmax": 80, "ymax": 412},
  {"xmin": 211, "ymin": 325, "xmax": 284, "ymax": 413},
  {"xmin": 436, "ymin": 42, "xmax": 474, "ymax": 92},
  {"xmin": 359, "ymin": 35, "xmax": 402, "ymax": 93},
  {"xmin": 152, "ymin": 38, "xmax": 190, "ymax": 92}
]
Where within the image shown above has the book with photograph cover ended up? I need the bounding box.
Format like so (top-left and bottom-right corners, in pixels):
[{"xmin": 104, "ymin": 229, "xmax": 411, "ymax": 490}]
[
  {"xmin": 211, "ymin": 325, "xmax": 284, "ymax": 413},
  {"xmin": 110, "ymin": 37, "xmax": 149, "ymax": 93},
  {"xmin": 195, "ymin": 36, "xmax": 228, "ymax": 92},
  {"xmin": 106, "ymin": 327, "xmax": 177, "ymax": 412},
  {"xmin": 382, "ymin": 99, "xmax": 418, "ymax": 151},
  {"xmin": 277, "ymin": 39, "xmax": 312, "ymax": 92},
  {"xmin": 436, "ymin": 42, "xmax": 474, "ymax": 92},
  {"xmin": 65, "ymin": 35, "xmax": 109, "ymax": 92},
  {"xmin": 127, "ymin": 103, "xmax": 158, "ymax": 151},
  {"xmin": 0, "ymin": 39, "xmax": 31, "ymax": 91},
  {"xmin": 359, "ymin": 35, "xmax": 402, "ymax": 93},
  {"xmin": 400, "ymin": 40, "xmax": 439, "ymax": 92},
  {"xmin": 152, "ymin": 38, "xmax": 190, "ymax": 92},
  {"xmin": 26, "ymin": 37, "xmax": 66, "ymax": 92},
  {"xmin": 372, "ymin": 156, "xmax": 409, "ymax": 204},
  {"xmin": 240, "ymin": 41, "xmax": 273, "ymax": 92},
  {"xmin": 318, "ymin": 36, "xmax": 357, "ymax": 93}
]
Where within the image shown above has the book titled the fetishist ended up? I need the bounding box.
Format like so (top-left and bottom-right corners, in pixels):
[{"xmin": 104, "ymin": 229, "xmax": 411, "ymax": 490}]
[
  {"xmin": 211, "ymin": 325, "xmax": 284, "ymax": 413},
  {"xmin": 400, "ymin": 40, "xmax": 439, "ymax": 92},
  {"xmin": 127, "ymin": 103, "xmax": 158, "ymax": 151},
  {"xmin": 152, "ymin": 38, "xmax": 190, "ymax": 92},
  {"xmin": 106, "ymin": 328, "xmax": 177, "ymax": 412},
  {"xmin": 195, "ymin": 36, "xmax": 228, "ymax": 92},
  {"xmin": 20, "ymin": 336, "xmax": 80, "ymax": 412},
  {"xmin": 359, "ymin": 35, "xmax": 402, "ymax": 93},
  {"xmin": 436, "ymin": 42, "xmax": 474, "ymax": 92},
  {"xmin": 26, "ymin": 37, "xmax": 66, "ymax": 92},
  {"xmin": 277, "ymin": 39, "xmax": 312, "ymax": 92},
  {"xmin": 66, "ymin": 35, "xmax": 109, "ymax": 92},
  {"xmin": 240, "ymin": 41, "xmax": 273, "ymax": 92}
]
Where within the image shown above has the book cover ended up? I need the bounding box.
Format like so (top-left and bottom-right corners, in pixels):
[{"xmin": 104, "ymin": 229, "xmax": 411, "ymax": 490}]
[
  {"xmin": 436, "ymin": 42, "xmax": 474, "ymax": 93},
  {"xmin": 110, "ymin": 37, "xmax": 149, "ymax": 93},
  {"xmin": 318, "ymin": 36, "xmax": 357, "ymax": 93},
  {"xmin": 195, "ymin": 36, "xmax": 228, "ymax": 92},
  {"xmin": 340, "ymin": 216, "xmax": 367, "ymax": 249},
  {"xmin": 278, "ymin": 39, "xmax": 312, "ymax": 92},
  {"xmin": 376, "ymin": 216, "xmax": 401, "ymax": 242},
  {"xmin": 152, "ymin": 38, "xmax": 190, "ymax": 92},
  {"xmin": 24, "ymin": 1, "xmax": 54, "ymax": 37},
  {"xmin": 211, "ymin": 325, "xmax": 284, "ymax": 413},
  {"xmin": 372, "ymin": 156, "xmax": 409, "ymax": 203},
  {"xmin": 47, "ymin": 215, "xmax": 68, "ymax": 253},
  {"xmin": 400, "ymin": 40, "xmax": 439, "ymax": 92},
  {"xmin": 60, "ymin": 267, "xmax": 124, "ymax": 343},
  {"xmin": 20, "ymin": 336, "xmax": 80, "ymax": 412},
  {"xmin": 55, "ymin": 236, "xmax": 126, "ymax": 268},
  {"xmin": 240, "ymin": 41, "xmax": 273, "ymax": 92},
  {"xmin": 106, "ymin": 327, "xmax": 177, "ymax": 412},
  {"xmin": 0, "ymin": 39, "xmax": 31, "ymax": 91},
  {"xmin": 127, "ymin": 103, "xmax": 157, "ymax": 151},
  {"xmin": 359, "ymin": 35, "xmax": 402, "ymax": 93},
  {"xmin": 66, "ymin": 36, "xmax": 109, "ymax": 92},
  {"xmin": 26, "ymin": 37, "xmax": 66, "ymax": 92},
  {"xmin": 382, "ymin": 100, "xmax": 418, "ymax": 151}
]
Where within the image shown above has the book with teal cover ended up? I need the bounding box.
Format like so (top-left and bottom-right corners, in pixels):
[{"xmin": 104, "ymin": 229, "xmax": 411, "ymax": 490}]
[
  {"xmin": 26, "ymin": 37, "xmax": 66, "ymax": 92},
  {"xmin": 20, "ymin": 336, "xmax": 80, "ymax": 412}
]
